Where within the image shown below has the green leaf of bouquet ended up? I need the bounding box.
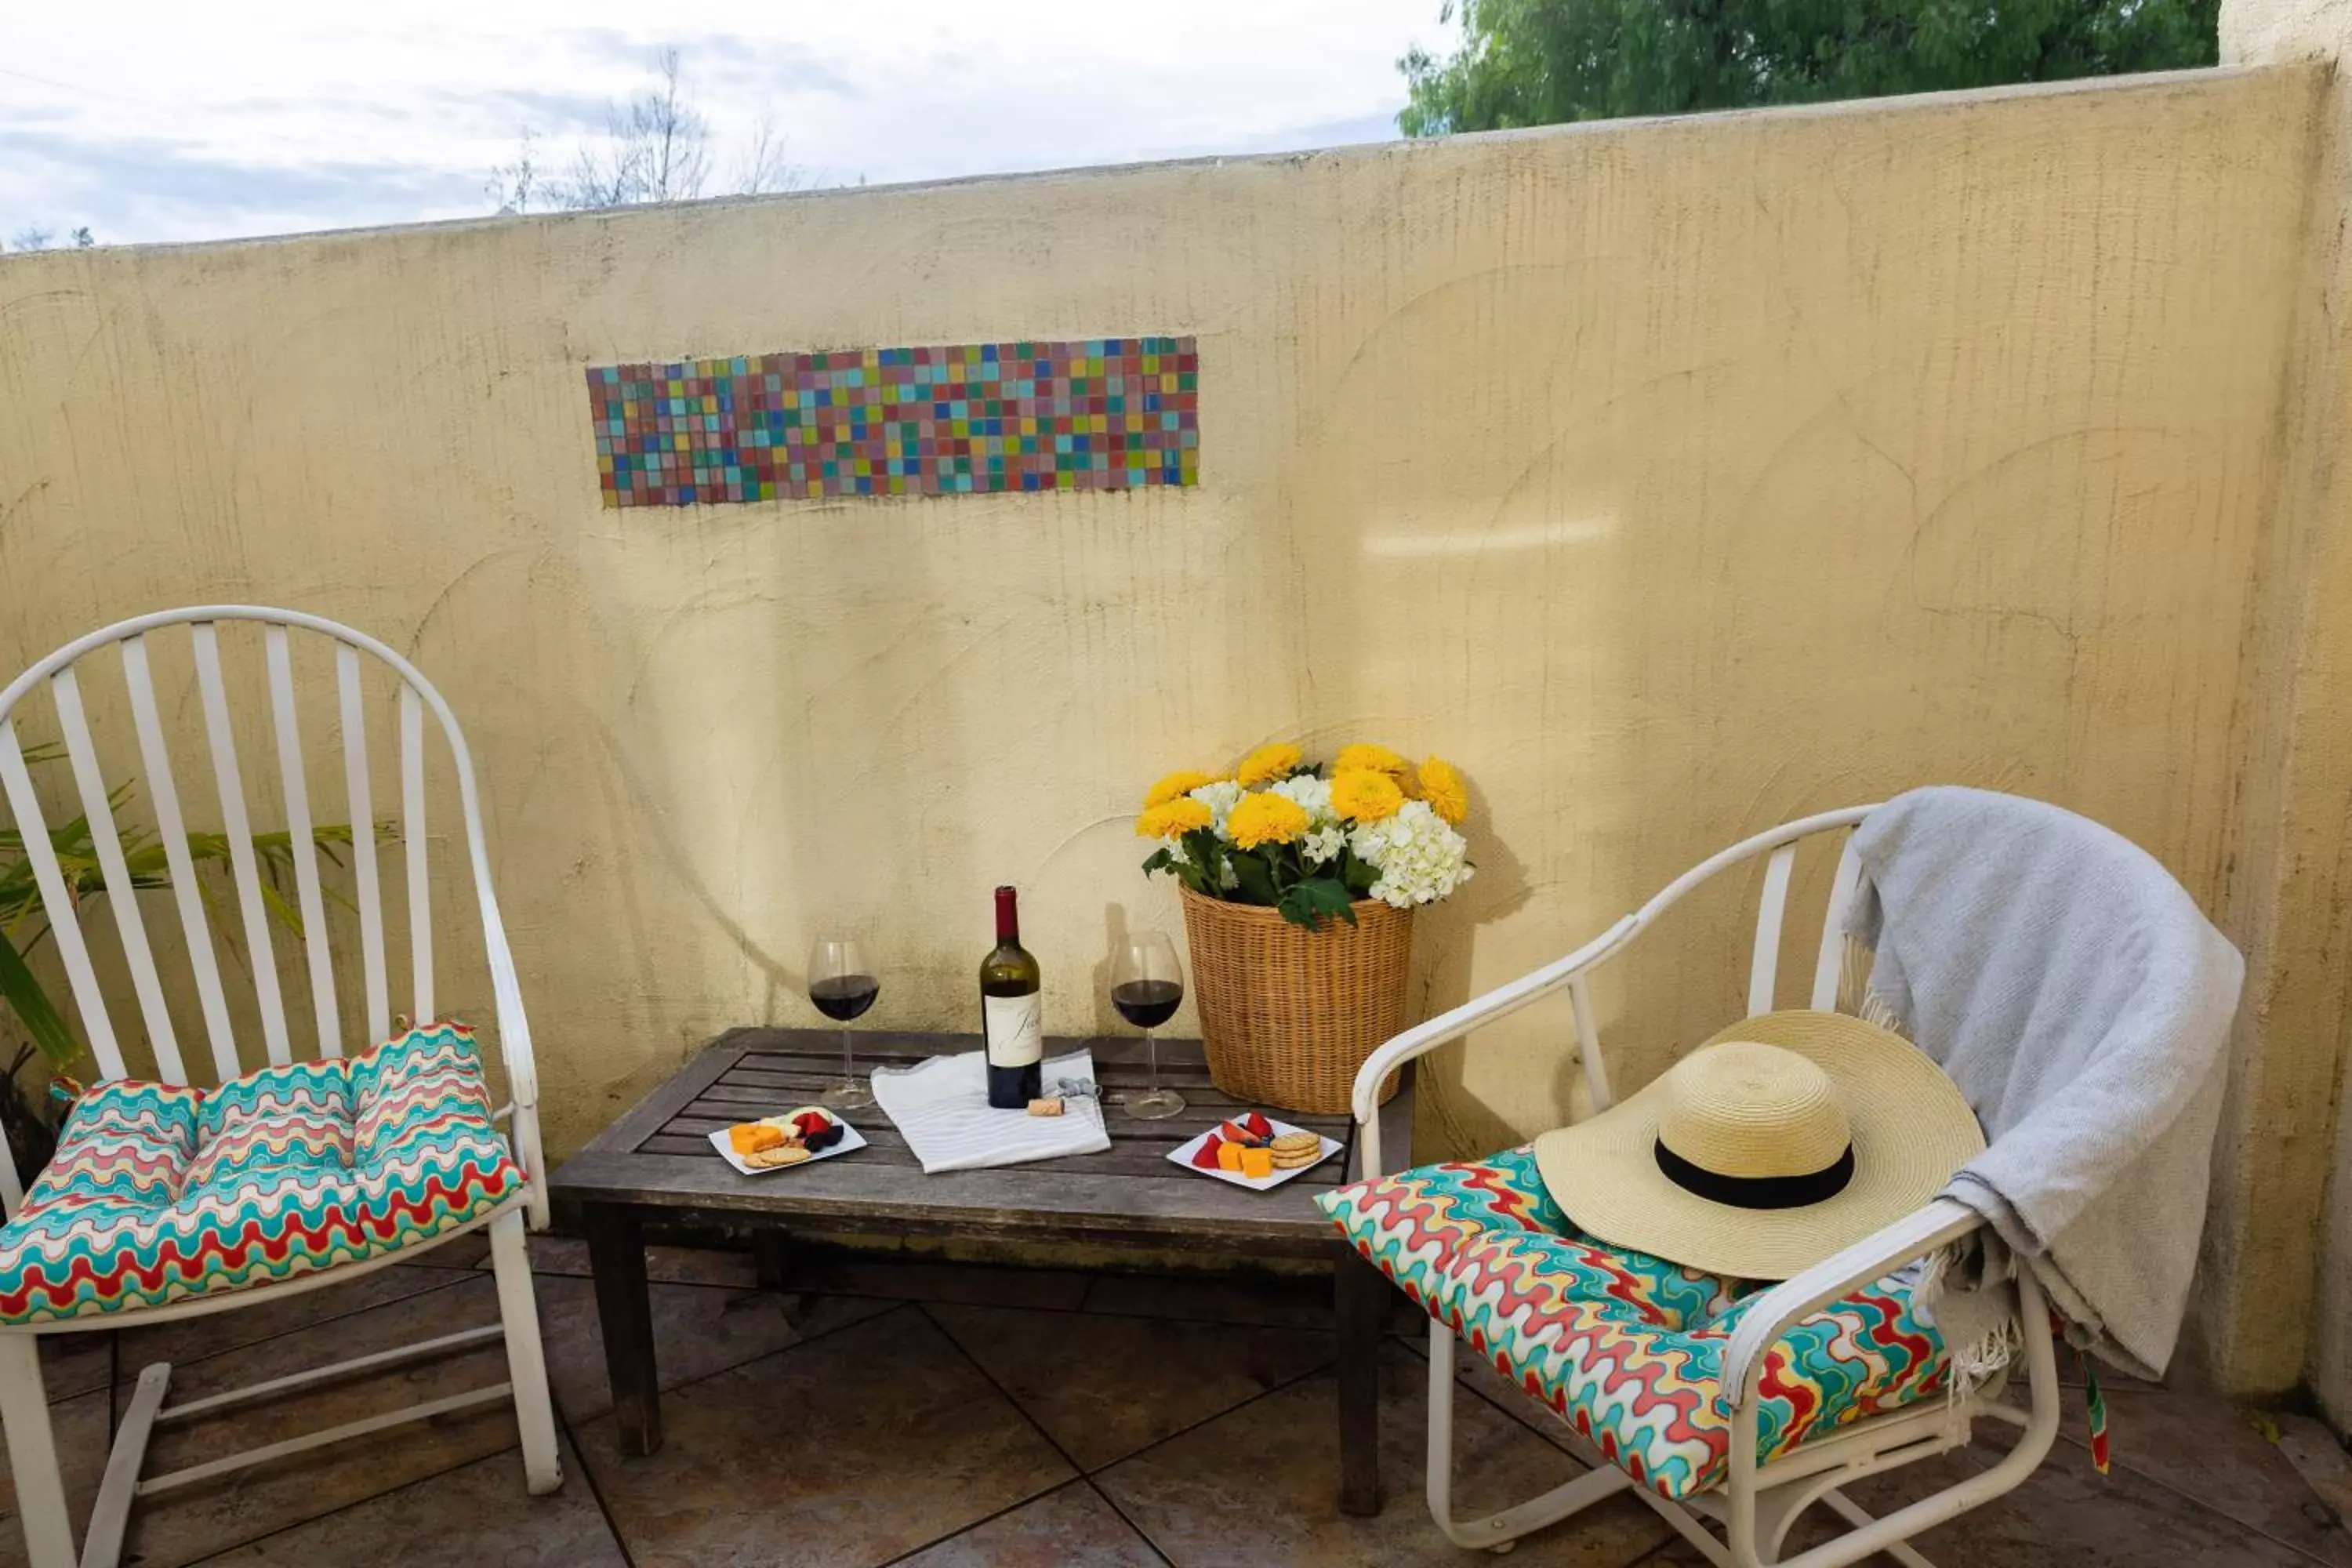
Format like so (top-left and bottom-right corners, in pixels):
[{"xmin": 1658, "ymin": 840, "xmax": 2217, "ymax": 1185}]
[
  {"xmin": 1278, "ymin": 877, "xmax": 1357, "ymax": 930},
  {"xmin": 0, "ymin": 931, "xmax": 78, "ymax": 1067},
  {"xmin": 1341, "ymin": 850, "xmax": 1379, "ymax": 895},
  {"xmin": 1230, "ymin": 851, "xmax": 1279, "ymax": 906}
]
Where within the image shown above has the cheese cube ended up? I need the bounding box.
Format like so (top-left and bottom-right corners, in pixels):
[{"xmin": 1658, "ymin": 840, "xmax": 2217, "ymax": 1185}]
[{"xmin": 1240, "ymin": 1146, "xmax": 1274, "ymax": 1180}]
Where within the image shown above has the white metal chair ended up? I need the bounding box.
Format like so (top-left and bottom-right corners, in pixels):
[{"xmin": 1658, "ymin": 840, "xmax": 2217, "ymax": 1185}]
[
  {"xmin": 1348, "ymin": 806, "xmax": 2063, "ymax": 1568},
  {"xmin": 0, "ymin": 606, "xmax": 561, "ymax": 1568}
]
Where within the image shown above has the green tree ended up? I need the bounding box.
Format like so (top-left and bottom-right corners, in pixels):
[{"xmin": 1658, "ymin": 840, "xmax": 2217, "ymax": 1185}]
[{"xmin": 1398, "ymin": 0, "xmax": 2220, "ymax": 132}]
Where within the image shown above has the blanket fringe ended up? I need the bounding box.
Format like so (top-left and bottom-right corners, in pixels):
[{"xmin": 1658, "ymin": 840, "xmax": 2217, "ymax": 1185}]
[{"xmin": 1909, "ymin": 1240, "xmax": 2021, "ymax": 1405}]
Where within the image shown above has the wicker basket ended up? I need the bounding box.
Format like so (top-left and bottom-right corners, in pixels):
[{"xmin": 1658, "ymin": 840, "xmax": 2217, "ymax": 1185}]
[{"xmin": 1178, "ymin": 885, "xmax": 1411, "ymax": 1115}]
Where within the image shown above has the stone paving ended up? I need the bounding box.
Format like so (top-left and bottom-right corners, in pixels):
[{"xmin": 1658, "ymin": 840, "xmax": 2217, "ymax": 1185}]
[{"xmin": 2, "ymin": 1234, "xmax": 2345, "ymax": 1566}]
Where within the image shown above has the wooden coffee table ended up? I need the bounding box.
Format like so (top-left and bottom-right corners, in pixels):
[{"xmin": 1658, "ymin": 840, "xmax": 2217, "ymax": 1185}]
[{"xmin": 548, "ymin": 1029, "xmax": 1411, "ymax": 1515}]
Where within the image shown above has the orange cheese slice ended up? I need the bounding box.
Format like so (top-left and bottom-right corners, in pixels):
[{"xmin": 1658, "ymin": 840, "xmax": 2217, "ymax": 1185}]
[{"xmin": 728, "ymin": 1123, "xmax": 786, "ymax": 1156}]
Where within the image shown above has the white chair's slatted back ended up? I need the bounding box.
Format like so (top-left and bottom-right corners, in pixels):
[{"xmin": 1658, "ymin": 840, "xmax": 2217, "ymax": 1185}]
[
  {"xmin": 1809, "ymin": 836, "xmax": 1865, "ymax": 1011},
  {"xmin": 337, "ymin": 645, "xmax": 391, "ymax": 1047},
  {"xmin": 49, "ymin": 668, "xmax": 182, "ymax": 1086},
  {"xmin": 122, "ymin": 634, "xmax": 243, "ymax": 1083},
  {"xmin": 401, "ymin": 685, "xmax": 433, "ymax": 1027},
  {"xmin": 0, "ymin": 729, "xmax": 127, "ymax": 1083},
  {"xmin": 191, "ymin": 621, "xmax": 299, "ymax": 1067},
  {"xmin": 1746, "ymin": 844, "xmax": 1798, "ymax": 1018},
  {"xmin": 1575, "ymin": 806, "xmax": 1877, "ymax": 1118},
  {"xmin": 263, "ymin": 626, "xmax": 340, "ymax": 1059},
  {"xmin": 0, "ymin": 607, "xmax": 545, "ymax": 1223}
]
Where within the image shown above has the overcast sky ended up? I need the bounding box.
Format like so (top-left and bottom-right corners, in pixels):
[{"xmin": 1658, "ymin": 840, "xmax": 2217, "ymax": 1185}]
[{"xmin": 2, "ymin": 2, "xmax": 1454, "ymax": 248}]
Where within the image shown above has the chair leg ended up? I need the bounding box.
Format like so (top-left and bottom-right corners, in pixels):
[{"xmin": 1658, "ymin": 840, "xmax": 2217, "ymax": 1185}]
[
  {"xmin": 1425, "ymin": 1320, "xmax": 1640, "ymax": 1553},
  {"xmin": 488, "ymin": 1208, "xmax": 563, "ymax": 1494},
  {"xmin": 0, "ymin": 1333, "xmax": 75, "ymax": 1568}
]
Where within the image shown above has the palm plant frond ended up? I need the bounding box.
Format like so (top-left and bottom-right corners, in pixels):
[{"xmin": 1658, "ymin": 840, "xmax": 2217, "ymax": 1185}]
[{"xmin": 0, "ymin": 747, "xmax": 392, "ymax": 1069}]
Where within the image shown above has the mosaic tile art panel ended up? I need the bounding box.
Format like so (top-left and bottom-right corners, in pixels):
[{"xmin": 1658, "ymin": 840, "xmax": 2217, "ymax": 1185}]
[{"xmin": 588, "ymin": 336, "xmax": 1199, "ymax": 506}]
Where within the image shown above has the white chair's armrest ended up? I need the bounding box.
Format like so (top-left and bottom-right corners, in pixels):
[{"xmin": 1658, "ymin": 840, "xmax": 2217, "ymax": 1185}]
[
  {"xmin": 484, "ymin": 938, "xmax": 540, "ymax": 1110},
  {"xmin": 1719, "ymin": 1196, "xmax": 1984, "ymax": 1409},
  {"xmin": 1348, "ymin": 915, "xmax": 1639, "ymax": 1126}
]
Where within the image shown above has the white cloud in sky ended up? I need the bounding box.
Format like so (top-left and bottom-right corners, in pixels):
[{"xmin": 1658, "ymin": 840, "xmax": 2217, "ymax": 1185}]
[{"xmin": 2, "ymin": 1, "xmax": 1454, "ymax": 245}]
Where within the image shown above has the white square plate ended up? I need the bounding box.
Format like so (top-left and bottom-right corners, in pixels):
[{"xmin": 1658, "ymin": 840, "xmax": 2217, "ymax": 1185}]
[
  {"xmin": 1165, "ymin": 1116, "xmax": 1345, "ymax": 1192},
  {"xmin": 707, "ymin": 1112, "xmax": 869, "ymax": 1175}
]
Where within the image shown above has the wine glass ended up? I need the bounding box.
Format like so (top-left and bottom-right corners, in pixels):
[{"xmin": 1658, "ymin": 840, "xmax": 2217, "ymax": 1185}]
[
  {"xmin": 808, "ymin": 936, "xmax": 878, "ymax": 1112},
  {"xmin": 1112, "ymin": 931, "xmax": 1186, "ymax": 1120}
]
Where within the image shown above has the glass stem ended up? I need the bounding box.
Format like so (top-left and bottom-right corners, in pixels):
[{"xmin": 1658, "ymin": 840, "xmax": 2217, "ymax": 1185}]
[
  {"xmin": 1145, "ymin": 1026, "xmax": 1159, "ymax": 1091},
  {"xmin": 840, "ymin": 1025, "xmax": 854, "ymax": 1084}
]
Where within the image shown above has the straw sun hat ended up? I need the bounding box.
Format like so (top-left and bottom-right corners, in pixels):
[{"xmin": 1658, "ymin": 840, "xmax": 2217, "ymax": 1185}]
[{"xmin": 1533, "ymin": 1010, "xmax": 1984, "ymax": 1281}]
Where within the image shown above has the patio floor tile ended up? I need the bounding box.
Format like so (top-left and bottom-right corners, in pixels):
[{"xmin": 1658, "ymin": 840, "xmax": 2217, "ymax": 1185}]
[
  {"xmin": 928, "ymin": 1301, "xmax": 1334, "ymax": 1471},
  {"xmin": 1094, "ymin": 1341, "xmax": 1672, "ymax": 1566},
  {"xmin": 1981, "ymin": 1375, "xmax": 2352, "ymax": 1564},
  {"xmin": 509, "ymin": 1234, "xmax": 757, "ymax": 1289},
  {"xmin": 35, "ymin": 1265, "xmax": 470, "ymax": 1404},
  {"xmin": 892, "ymin": 1479, "xmax": 1163, "ymax": 1566},
  {"xmin": 2065, "ymin": 1383, "xmax": 2352, "ymax": 1564},
  {"xmin": 190, "ymin": 1429, "xmax": 622, "ymax": 1566},
  {"xmin": 533, "ymin": 1270, "xmax": 893, "ymax": 1424},
  {"xmin": 0, "ymin": 1248, "xmax": 2341, "ymax": 1566},
  {"xmin": 1081, "ymin": 1269, "xmax": 1336, "ymax": 1330},
  {"xmin": 1647, "ymin": 1440, "xmax": 2333, "ymax": 1566},
  {"xmin": 0, "ymin": 1276, "xmax": 523, "ymax": 1568},
  {"xmin": 569, "ymin": 1304, "xmax": 1073, "ymax": 1567},
  {"xmin": 788, "ymin": 1252, "xmax": 1095, "ymax": 1311}
]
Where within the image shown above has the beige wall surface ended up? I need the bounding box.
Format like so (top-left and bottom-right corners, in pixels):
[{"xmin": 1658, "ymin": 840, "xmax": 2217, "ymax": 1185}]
[{"xmin": 0, "ymin": 66, "xmax": 2328, "ymax": 1383}]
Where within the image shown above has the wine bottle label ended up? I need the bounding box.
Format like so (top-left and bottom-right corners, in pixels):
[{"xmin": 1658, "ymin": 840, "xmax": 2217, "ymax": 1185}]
[{"xmin": 982, "ymin": 993, "xmax": 1043, "ymax": 1068}]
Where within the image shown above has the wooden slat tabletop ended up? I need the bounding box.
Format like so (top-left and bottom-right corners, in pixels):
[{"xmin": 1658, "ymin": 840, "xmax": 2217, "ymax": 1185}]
[{"xmin": 553, "ymin": 1028, "xmax": 1410, "ymax": 1255}]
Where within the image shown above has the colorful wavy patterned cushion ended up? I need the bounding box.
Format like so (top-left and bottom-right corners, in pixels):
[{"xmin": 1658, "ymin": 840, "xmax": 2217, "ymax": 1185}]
[
  {"xmin": 0, "ymin": 1022, "xmax": 521, "ymax": 1326},
  {"xmin": 1318, "ymin": 1145, "xmax": 1947, "ymax": 1499}
]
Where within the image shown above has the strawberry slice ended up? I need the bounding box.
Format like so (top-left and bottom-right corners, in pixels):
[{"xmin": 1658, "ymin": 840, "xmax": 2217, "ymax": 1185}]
[
  {"xmin": 1191, "ymin": 1134, "xmax": 1226, "ymax": 1170},
  {"xmin": 1218, "ymin": 1118, "xmax": 1257, "ymax": 1146},
  {"xmin": 1241, "ymin": 1111, "xmax": 1274, "ymax": 1139}
]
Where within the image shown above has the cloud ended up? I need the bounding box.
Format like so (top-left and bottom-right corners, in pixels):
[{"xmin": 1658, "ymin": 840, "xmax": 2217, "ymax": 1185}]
[
  {"xmin": 444, "ymin": 87, "xmax": 619, "ymax": 138},
  {"xmin": 0, "ymin": 125, "xmax": 484, "ymax": 242},
  {"xmin": 1156, "ymin": 111, "xmax": 1407, "ymax": 159}
]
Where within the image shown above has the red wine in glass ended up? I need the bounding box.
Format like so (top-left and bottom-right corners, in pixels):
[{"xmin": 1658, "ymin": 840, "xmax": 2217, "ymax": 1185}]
[
  {"xmin": 1111, "ymin": 934, "xmax": 1185, "ymax": 1120},
  {"xmin": 808, "ymin": 937, "xmax": 877, "ymax": 1111},
  {"xmin": 811, "ymin": 975, "xmax": 880, "ymax": 1022},
  {"xmin": 1111, "ymin": 979, "xmax": 1182, "ymax": 1029}
]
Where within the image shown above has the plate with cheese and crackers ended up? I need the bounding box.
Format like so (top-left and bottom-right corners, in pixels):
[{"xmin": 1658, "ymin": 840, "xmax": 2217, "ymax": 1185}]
[
  {"xmin": 1167, "ymin": 1112, "xmax": 1342, "ymax": 1192},
  {"xmin": 710, "ymin": 1105, "xmax": 868, "ymax": 1175}
]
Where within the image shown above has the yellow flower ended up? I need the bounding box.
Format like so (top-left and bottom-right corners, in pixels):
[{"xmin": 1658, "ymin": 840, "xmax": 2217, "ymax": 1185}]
[
  {"xmin": 1417, "ymin": 757, "xmax": 1468, "ymax": 825},
  {"xmin": 1227, "ymin": 790, "xmax": 1311, "ymax": 849},
  {"xmin": 1331, "ymin": 769, "xmax": 1406, "ymax": 823},
  {"xmin": 1136, "ymin": 797, "xmax": 1213, "ymax": 839},
  {"xmin": 1234, "ymin": 742, "xmax": 1303, "ymax": 786},
  {"xmin": 1333, "ymin": 743, "xmax": 1409, "ymax": 777},
  {"xmin": 1144, "ymin": 769, "xmax": 1216, "ymax": 808}
]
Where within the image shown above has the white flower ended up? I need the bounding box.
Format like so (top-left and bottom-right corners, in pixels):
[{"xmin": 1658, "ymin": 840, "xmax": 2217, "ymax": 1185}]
[
  {"xmin": 1187, "ymin": 779, "xmax": 1247, "ymax": 840},
  {"xmin": 1269, "ymin": 773, "xmax": 1335, "ymax": 827},
  {"xmin": 1302, "ymin": 824, "xmax": 1348, "ymax": 866},
  {"xmin": 1217, "ymin": 858, "xmax": 1242, "ymax": 891},
  {"xmin": 1350, "ymin": 800, "xmax": 1475, "ymax": 908},
  {"xmin": 1167, "ymin": 839, "xmax": 1192, "ymax": 868}
]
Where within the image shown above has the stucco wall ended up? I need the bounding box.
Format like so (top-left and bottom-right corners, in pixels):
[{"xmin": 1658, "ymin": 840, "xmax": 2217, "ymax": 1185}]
[
  {"xmin": 0, "ymin": 66, "xmax": 2328, "ymax": 1384},
  {"xmin": 2221, "ymin": 0, "xmax": 2352, "ymax": 1412}
]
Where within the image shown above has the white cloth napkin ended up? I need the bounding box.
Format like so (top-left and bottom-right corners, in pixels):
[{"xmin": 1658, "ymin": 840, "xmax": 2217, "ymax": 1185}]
[{"xmin": 869, "ymin": 1048, "xmax": 1111, "ymax": 1174}]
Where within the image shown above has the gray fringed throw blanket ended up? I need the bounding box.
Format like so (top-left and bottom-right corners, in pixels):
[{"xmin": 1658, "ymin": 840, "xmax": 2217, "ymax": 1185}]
[{"xmin": 1844, "ymin": 787, "xmax": 2243, "ymax": 1380}]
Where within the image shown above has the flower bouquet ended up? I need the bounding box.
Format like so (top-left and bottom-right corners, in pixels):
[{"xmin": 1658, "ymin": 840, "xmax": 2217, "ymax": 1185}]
[{"xmin": 1133, "ymin": 742, "xmax": 1474, "ymax": 1112}]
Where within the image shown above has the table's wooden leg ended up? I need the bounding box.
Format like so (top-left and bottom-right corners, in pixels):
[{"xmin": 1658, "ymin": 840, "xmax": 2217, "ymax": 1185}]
[
  {"xmin": 584, "ymin": 1203, "xmax": 661, "ymax": 1456},
  {"xmin": 753, "ymin": 1229, "xmax": 790, "ymax": 1294},
  {"xmin": 1335, "ymin": 1243, "xmax": 1386, "ymax": 1516}
]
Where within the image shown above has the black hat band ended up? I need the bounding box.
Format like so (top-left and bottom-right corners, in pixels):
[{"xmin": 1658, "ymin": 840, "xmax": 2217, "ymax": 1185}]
[{"xmin": 1653, "ymin": 1139, "xmax": 1856, "ymax": 1210}]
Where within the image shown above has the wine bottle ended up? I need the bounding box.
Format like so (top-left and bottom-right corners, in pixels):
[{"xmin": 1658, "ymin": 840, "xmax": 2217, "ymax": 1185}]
[{"xmin": 980, "ymin": 885, "xmax": 1044, "ymax": 1109}]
